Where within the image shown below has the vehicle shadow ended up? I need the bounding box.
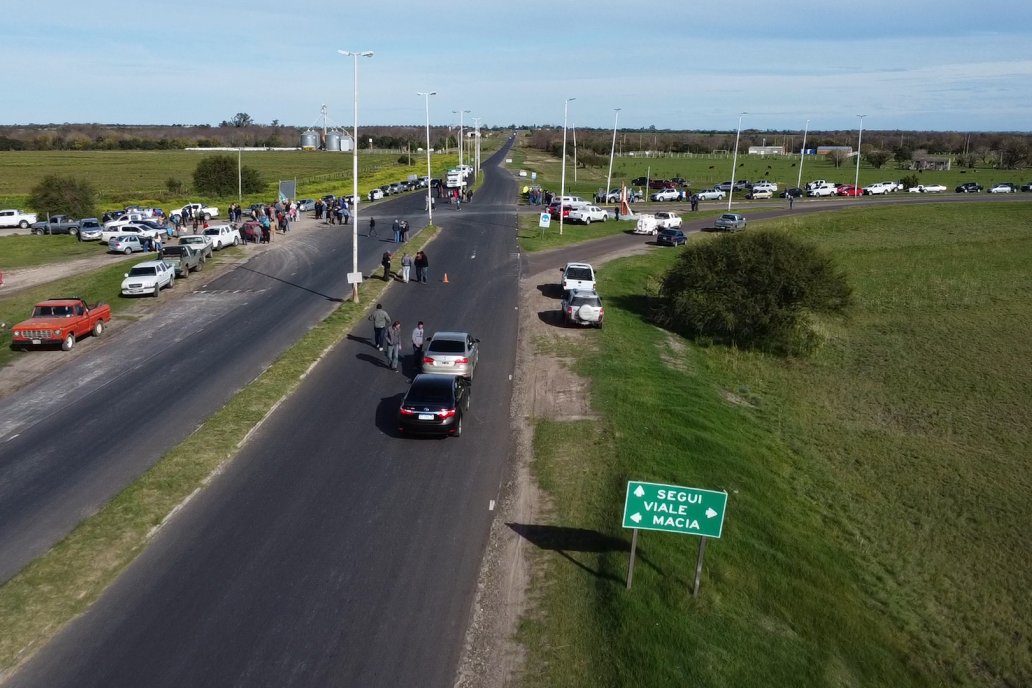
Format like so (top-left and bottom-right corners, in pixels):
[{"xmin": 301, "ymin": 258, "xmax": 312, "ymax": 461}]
[
  {"xmin": 536, "ymin": 283, "xmax": 563, "ymax": 299},
  {"xmin": 375, "ymin": 392, "xmax": 407, "ymax": 438},
  {"xmin": 506, "ymin": 523, "xmax": 662, "ymax": 583}
]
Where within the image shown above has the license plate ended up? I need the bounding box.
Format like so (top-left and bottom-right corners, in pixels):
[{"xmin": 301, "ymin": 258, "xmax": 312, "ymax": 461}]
[
  {"xmin": 32, "ymin": 339, "xmax": 42, "ymax": 345},
  {"xmin": 418, "ymin": 414, "xmax": 435, "ymax": 421}
]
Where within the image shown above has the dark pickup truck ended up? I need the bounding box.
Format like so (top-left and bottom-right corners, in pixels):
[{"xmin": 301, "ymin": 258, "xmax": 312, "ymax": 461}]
[
  {"xmin": 30, "ymin": 215, "xmax": 80, "ymax": 236},
  {"xmin": 159, "ymin": 244, "xmax": 205, "ymax": 277}
]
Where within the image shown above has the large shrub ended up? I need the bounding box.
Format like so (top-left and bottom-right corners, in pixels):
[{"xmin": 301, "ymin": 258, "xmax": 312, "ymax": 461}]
[
  {"xmin": 27, "ymin": 174, "xmax": 98, "ymax": 219},
  {"xmin": 652, "ymin": 230, "xmax": 852, "ymax": 355},
  {"xmin": 192, "ymin": 154, "xmax": 264, "ymax": 197}
]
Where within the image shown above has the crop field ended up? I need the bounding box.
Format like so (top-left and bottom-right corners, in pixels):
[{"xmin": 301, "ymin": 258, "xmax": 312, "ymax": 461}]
[
  {"xmin": 0, "ymin": 148, "xmax": 469, "ymax": 211},
  {"xmin": 520, "ymin": 202, "xmax": 1032, "ymax": 686}
]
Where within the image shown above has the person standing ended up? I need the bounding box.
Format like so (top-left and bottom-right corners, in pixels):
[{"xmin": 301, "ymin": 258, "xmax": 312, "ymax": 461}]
[
  {"xmin": 414, "ymin": 250, "xmax": 427, "ymax": 283},
  {"xmin": 401, "ymin": 252, "xmax": 413, "ymax": 283},
  {"xmin": 368, "ymin": 216, "xmax": 376, "ymax": 237},
  {"xmin": 381, "ymin": 250, "xmax": 393, "ymax": 281},
  {"xmin": 411, "ymin": 321, "xmax": 425, "ymax": 361},
  {"xmin": 369, "ymin": 304, "xmax": 391, "ymax": 350},
  {"xmin": 392, "ymin": 219, "xmax": 401, "ymax": 243},
  {"xmin": 384, "ymin": 320, "xmax": 401, "ymax": 371}
]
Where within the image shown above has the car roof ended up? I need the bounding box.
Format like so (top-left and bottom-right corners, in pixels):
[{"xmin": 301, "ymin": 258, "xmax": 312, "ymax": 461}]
[
  {"xmin": 408, "ymin": 373, "xmax": 459, "ymax": 390},
  {"xmin": 428, "ymin": 331, "xmax": 471, "ymax": 341},
  {"xmin": 567, "ymin": 288, "xmax": 599, "ymax": 297},
  {"xmin": 564, "ymin": 262, "xmax": 594, "ymax": 270},
  {"xmin": 130, "ymin": 260, "xmax": 165, "ymax": 268}
]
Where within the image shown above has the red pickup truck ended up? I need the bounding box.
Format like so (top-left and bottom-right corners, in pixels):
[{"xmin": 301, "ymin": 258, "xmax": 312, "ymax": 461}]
[{"xmin": 11, "ymin": 297, "xmax": 112, "ymax": 351}]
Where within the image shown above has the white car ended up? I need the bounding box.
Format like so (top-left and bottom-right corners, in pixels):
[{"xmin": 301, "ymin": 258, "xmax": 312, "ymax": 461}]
[
  {"xmin": 649, "ymin": 188, "xmax": 680, "ymax": 202},
  {"xmin": 864, "ymin": 183, "xmax": 890, "ymax": 195},
  {"xmin": 633, "ymin": 214, "xmax": 659, "ymax": 235},
  {"xmin": 746, "ymin": 188, "xmax": 773, "ymax": 200},
  {"xmin": 908, "ymin": 184, "xmax": 947, "ymax": 193},
  {"xmin": 751, "ymin": 181, "xmax": 778, "ymax": 192},
  {"xmin": 808, "ymin": 183, "xmax": 837, "ymax": 197},
  {"xmin": 989, "ymin": 183, "xmax": 1016, "ymax": 193},
  {"xmin": 368, "ymin": 188, "xmax": 384, "ymax": 201},
  {"xmin": 653, "ymin": 211, "xmax": 682, "ymax": 229},
  {"xmin": 695, "ymin": 188, "xmax": 725, "ymax": 201},
  {"xmin": 0, "ymin": 209, "xmax": 38, "ymax": 228},
  {"xmin": 877, "ymin": 181, "xmax": 901, "ymax": 192},
  {"xmin": 202, "ymin": 224, "xmax": 241, "ymax": 250},
  {"xmin": 559, "ymin": 262, "xmax": 596, "ymax": 293},
  {"xmin": 567, "ymin": 205, "xmax": 609, "ymax": 224},
  {"xmin": 121, "ymin": 260, "xmax": 175, "ymax": 297}
]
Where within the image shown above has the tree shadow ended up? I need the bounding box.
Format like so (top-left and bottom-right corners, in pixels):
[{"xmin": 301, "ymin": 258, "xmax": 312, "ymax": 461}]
[{"xmin": 507, "ymin": 523, "xmax": 662, "ymax": 584}]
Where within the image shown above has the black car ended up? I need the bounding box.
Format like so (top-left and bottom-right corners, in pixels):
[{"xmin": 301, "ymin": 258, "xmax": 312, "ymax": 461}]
[
  {"xmin": 656, "ymin": 228, "xmax": 687, "ymax": 246},
  {"xmin": 398, "ymin": 374, "xmax": 470, "ymax": 437},
  {"xmin": 780, "ymin": 187, "xmax": 804, "ymax": 198},
  {"xmin": 631, "ymin": 176, "xmax": 648, "ymax": 186},
  {"xmin": 955, "ymin": 182, "xmax": 983, "ymax": 193},
  {"xmin": 1021, "ymin": 182, "xmax": 1032, "ymax": 192}
]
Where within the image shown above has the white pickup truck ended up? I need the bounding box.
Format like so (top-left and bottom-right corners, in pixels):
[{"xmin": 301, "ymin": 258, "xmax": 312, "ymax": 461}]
[
  {"xmin": 201, "ymin": 224, "xmax": 241, "ymax": 250},
  {"xmin": 172, "ymin": 203, "xmax": 219, "ymax": 221},
  {"xmin": 807, "ymin": 182, "xmax": 837, "ymax": 197},
  {"xmin": 0, "ymin": 209, "xmax": 39, "ymax": 228}
]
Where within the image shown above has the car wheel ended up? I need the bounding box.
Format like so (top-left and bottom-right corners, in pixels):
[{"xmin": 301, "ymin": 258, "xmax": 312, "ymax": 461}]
[
  {"xmin": 153, "ymin": 284, "xmax": 160, "ymax": 297},
  {"xmin": 168, "ymin": 276, "xmax": 175, "ymax": 289},
  {"xmin": 19, "ymin": 220, "xmax": 29, "ymax": 229},
  {"xmin": 92, "ymin": 320, "xmax": 104, "ymax": 337},
  {"xmin": 124, "ymin": 247, "xmax": 132, "ymax": 255},
  {"xmin": 584, "ymin": 217, "xmax": 591, "ymax": 225},
  {"xmin": 32, "ymin": 229, "xmax": 43, "ymax": 236},
  {"xmin": 601, "ymin": 215, "xmax": 607, "ymax": 222},
  {"xmin": 233, "ymin": 236, "xmax": 241, "ymax": 245},
  {"xmin": 61, "ymin": 332, "xmax": 75, "ymax": 351},
  {"xmin": 203, "ymin": 213, "xmax": 211, "ymax": 221},
  {"xmin": 453, "ymin": 414, "xmax": 463, "ymax": 437}
]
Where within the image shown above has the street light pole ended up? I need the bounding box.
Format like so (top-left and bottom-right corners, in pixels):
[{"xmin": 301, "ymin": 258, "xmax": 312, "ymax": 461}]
[
  {"xmin": 471, "ymin": 116, "xmax": 481, "ymax": 180},
  {"xmin": 559, "ymin": 97, "xmax": 575, "ymax": 236},
  {"xmin": 452, "ymin": 109, "xmax": 470, "ymax": 172},
  {"xmin": 606, "ymin": 108, "xmax": 621, "ymax": 205},
  {"xmin": 338, "ymin": 49, "xmax": 373, "ymax": 304},
  {"xmin": 728, "ymin": 112, "xmax": 746, "ymax": 211},
  {"xmin": 796, "ymin": 118, "xmax": 809, "ymax": 191},
  {"xmin": 237, "ymin": 147, "xmax": 242, "ymax": 203},
  {"xmin": 854, "ymin": 114, "xmax": 866, "ymax": 198},
  {"xmin": 419, "ymin": 91, "xmax": 437, "ymax": 225}
]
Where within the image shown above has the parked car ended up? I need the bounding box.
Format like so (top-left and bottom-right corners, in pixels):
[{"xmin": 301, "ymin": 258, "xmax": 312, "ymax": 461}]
[
  {"xmin": 836, "ymin": 185, "xmax": 864, "ymax": 197},
  {"xmin": 863, "ymin": 182, "xmax": 891, "ymax": 195},
  {"xmin": 398, "ymin": 374, "xmax": 470, "ymax": 437},
  {"xmin": 159, "ymin": 244, "xmax": 205, "ymax": 277},
  {"xmin": 779, "ymin": 188, "xmax": 804, "ymax": 198},
  {"xmin": 715, "ymin": 181, "xmax": 734, "ymax": 192},
  {"xmin": 695, "ymin": 188, "xmax": 725, "ymax": 201},
  {"xmin": 908, "ymin": 184, "xmax": 947, "ymax": 193},
  {"xmin": 653, "ymin": 211, "xmax": 682, "ymax": 229},
  {"xmin": 78, "ymin": 218, "xmax": 104, "ymax": 241},
  {"xmin": 120, "ymin": 260, "xmax": 175, "ymax": 297},
  {"xmin": 297, "ymin": 199, "xmax": 316, "ymax": 211},
  {"xmin": 714, "ymin": 213, "xmax": 747, "ymax": 231},
  {"xmin": 808, "ymin": 183, "xmax": 837, "ymax": 197},
  {"xmin": 751, "ymin": 181, "xmax": 778, "ymax": 192},
  {"xmin": 989, "ymin": 183, "xmax": 1017, "ymax": 193},
  {"xmin": 202, "ymin": 224, "xmax": 241, "ymax": 250},
  {"xmin": 108, "ymin": 235, "xmax": 147, "ymax": 254},
  {"xmin": 631, "ymin": 176, "xmax": 648, "ymax": 186},
  {"xmin": 633, "ymin": 214, "xmax": 659, "ymax": 235},
  {"xmin": 559, "ymin": 262, "xmax": 596, "ymax": 293},
  {"xmin": 955, "ymin": 182, "xmax": 983, "ymax": 193},
  {"xmin": 421, "ymin": 331, "xmax": 480, "ymax": 381},
  {"xmin": 559, "ymin": 289, "xmax": 604, "ymax": 328},
  {"xmin": 650, "ymin": 188, "xmax": 681, "ymax": 202},
  {"xmin": 747, "ymin": 188, "xmax": 774, "ymax": 199},
  {"xmin": 10, "ymin": 297, "xmax": 111, "ymax": 351},
  {"xmin": 595, "ymin": 188, "xmax": 622, "ymax": 203},
  {"xmin": 656, "ymin": 228, "xmax": 687, "ymax": 246},
  {"xmin": 0, "ymin": 209, "xmax": 38, "ymax": 228},
  {"xmin": 30, "ymin": 215, "xmax": 80, "ymax": 236},
  {"xmin": 368, "ymin": 188, "xmax": 385, "ymax": 201},
  {"xmin": 1020, "ymin": 182, "xmax": 1032, "ymax": 192},
  {"xmin": 567, "ymin": 205, "xmax": 609, "ymax": 224},
  {"xmin": 548, "ymin": 203, "xmax": 575, "ymax": 220},
  {"xmin": 178, "ymin": 234, "xmax": 214, "ymax": 259}
]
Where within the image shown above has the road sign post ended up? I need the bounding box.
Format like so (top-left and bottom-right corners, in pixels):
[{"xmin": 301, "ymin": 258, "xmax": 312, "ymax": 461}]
[{"xmin": 622, "ymin": 481, "xmax": 728, "ymax": 594}]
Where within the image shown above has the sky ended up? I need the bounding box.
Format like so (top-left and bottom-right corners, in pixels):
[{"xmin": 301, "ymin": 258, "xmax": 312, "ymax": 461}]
[{"xmin": 3, "ymin": 1, "xmax": 1031, "ymax": 133}]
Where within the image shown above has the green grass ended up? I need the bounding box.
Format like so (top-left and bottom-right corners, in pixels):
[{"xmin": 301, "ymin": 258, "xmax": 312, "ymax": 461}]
[
  {"xmin": 0, "ymin": 227, "xmax": 439, "ymax": 675},
  {"xmin": 517, "ymin": 202, "xmax": 1032, "ymax": 687},
  {"xmin": 0, "ymin": 234, "xmax": 101, "ymax": 268},
  {"xmin": 516, "ymin": 212, "xmax": 637, "ymax": 252},
  {"xmin": 0, "ymin": 149, "xmax": 483, "ymax": 211}
]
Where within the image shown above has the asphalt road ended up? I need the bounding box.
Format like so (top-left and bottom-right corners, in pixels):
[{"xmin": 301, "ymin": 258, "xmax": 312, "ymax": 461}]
[
  {"xmin": 6, "ymin": 140, "xmax": 522, "ymax": 687},
  {"xmin": 0, "ymin": 175, "xmax": 439, "ymax": 584}
]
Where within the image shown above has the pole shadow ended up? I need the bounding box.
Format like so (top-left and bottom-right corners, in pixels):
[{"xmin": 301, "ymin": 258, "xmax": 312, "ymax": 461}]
[{"xmin": 507, "ymin": 523, "xmax": 662, "ymax": 583}]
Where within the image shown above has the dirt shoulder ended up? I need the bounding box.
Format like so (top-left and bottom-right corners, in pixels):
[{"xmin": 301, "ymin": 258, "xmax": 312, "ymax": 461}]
[{"xmin": 457, "ymin": 240, "xmax": 651, "ymax": 687}]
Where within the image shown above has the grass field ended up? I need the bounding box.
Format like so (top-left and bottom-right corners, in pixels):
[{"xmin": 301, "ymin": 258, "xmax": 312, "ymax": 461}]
[
  {"xmin": 518, "ymin": 202, "xmax": 1032, "ymax": 686},
  {"xmin": 0, "ymin": 147, "xmax": 483, "ymax": 211}
]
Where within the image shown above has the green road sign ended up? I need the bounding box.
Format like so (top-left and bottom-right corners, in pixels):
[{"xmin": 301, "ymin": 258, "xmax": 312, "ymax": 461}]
[{"xmin": 622, "ymin": 481, "xmax": 728, "ymax": 538}]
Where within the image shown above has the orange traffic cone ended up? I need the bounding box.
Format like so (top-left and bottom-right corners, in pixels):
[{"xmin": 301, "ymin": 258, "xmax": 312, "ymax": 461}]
[{"xmin": 442, "ymin": 273, "xmax": 449, "ymax": 284}]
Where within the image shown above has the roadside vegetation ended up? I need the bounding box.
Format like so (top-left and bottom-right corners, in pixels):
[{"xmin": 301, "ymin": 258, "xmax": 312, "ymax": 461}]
[{"xmin": 518, "ymin": 203, "xmax": 1032, "ymax": 686}]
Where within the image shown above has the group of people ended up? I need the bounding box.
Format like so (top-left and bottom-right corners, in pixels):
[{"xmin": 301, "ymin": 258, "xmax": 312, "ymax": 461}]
[
  {"xmin": 391, "ymin": 219, "xmax": 411, "ymax": 243},
  {"xmin": 317, "ymin": 198, "xmax": 352, "ymax": 225},
  {"xmin": 380, "ymin": 250, "xmax": 429, "ymax": 283},
  {"xmin": 368, "ymin": 304, "xmax": 427, "ymax": 372}
]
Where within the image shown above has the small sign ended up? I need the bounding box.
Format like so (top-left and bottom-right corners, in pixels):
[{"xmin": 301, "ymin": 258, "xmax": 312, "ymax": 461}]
[
  {"xmin": 622, "ymin": 481, "xmax": 727, "ymax": 538},
  {"xmin": 531, "ymin": 172, "xmax": 538, "ymax": 181},
  {"xmin": 346, "ymin": 271, "xmax": 364, "ymax": 284},
  {"xmin": 538, "ymin": 213, "xmax": 551, "ymax": 228}
]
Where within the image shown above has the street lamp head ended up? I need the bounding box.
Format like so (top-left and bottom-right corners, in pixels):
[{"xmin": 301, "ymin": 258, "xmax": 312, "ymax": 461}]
[
  {"xmin": 418, "ymin": 91, "xmax": 437, "ymax": 97},
  {"xmin": 338, "ymin": 50, "xmax": 374, "ymax": 57}
]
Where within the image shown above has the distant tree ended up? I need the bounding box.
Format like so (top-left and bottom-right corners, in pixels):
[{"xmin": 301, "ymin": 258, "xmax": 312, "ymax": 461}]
[
  {"xmin": 28, "ymin": 174, "xmax": 98, "ymax": 219},
  {"xmin": 193, "ymin": 155, "xmax": 263, "ymax": 197},
  {"xmin": 229, "ymin": 113, "xmax": 254, "ymax": 128},
  {"xmin": 166, "ymin": 177, "xmax": 186, "ymax": 194},
  {"xmin": 1000, "ymin": 141, "xmax": 1029, "ymax": 169},
  {"xmin": 271, "ymin": 119, "xmax": 280, "ymax": 127},
  {"xmin": 893, "ymin": 146, "xmax": 913, "ymax": 164},
  {"xmin": 828, "ymin": 149, "xmax": 850, "ymax": 168},
  {"xmin": 865, "ymin": 150, "xmax": 891, "ymax": 169}
]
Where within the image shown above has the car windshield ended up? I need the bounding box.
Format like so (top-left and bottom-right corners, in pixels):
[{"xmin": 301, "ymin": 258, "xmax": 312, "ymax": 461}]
[
  {"xmin": 571, "ymin": 295, "xmax": 601, "ymax": 307},
  {"xmin": 427, "ymin": 339, "xmax": 466, "ymax": 354},
  {"xmin": 162, "ymin": 247, "xmax": 184, "ymax": 256},
  {"xmin": 128, "ymin": 267, "xmax": 157, "ymax": 277},
  {"xmin": 405, "ymin": 382, "xmax": 454, "ymax": 405},
  {"xmin": 203, "ymin": 229, "xmax": 219, "ymax": 236},
  {"xmin": 565, "ymin": 267, "xmax": 593, "ymax": 281}
]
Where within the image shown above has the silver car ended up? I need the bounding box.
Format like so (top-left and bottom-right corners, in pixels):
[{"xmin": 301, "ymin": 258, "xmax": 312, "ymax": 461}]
[
  {"xmin": 421, "ymin": 331, "xmax": 480, "ymax": 380},
  {"xmin": 714, "ymin": 213, "xmax": 747, "ymax": 231}
]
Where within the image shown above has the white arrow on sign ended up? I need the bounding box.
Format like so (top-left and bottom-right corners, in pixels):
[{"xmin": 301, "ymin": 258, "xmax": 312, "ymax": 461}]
[
  {"xmin": 705, "ymin": 507, "xmax": 718, "ymax": 519},
  {"xmin": 634, "ymin": 485, "xmax": 645, "ymax": 497},
  {"xmin": 630, "ymin": 512, "xmax": 642, "ymax": 524}
]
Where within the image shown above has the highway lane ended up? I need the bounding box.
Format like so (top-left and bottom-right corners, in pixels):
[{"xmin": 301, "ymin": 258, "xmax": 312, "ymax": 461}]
[
  {"xmin": 0, "ymin": 192, "xmax": 433, "ymax": 584},
  {"xmin": 8, "ymin": 140, "xmax": 522, "ymax": 687}
]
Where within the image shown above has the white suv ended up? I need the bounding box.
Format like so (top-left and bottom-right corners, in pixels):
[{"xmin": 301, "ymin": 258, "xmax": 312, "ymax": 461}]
[
  {"xmin": 559, "ymin": 262, "xmax": 596, "ymax": 293},
  {"xmin": 121, "ymin": 260, "xmax": 175, "ymax": 297}
]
